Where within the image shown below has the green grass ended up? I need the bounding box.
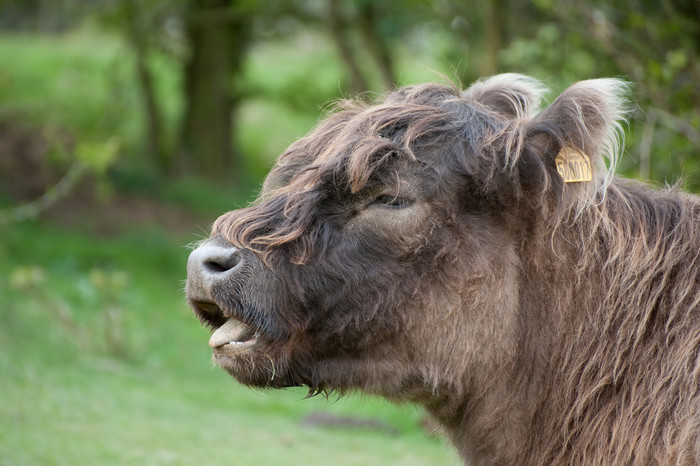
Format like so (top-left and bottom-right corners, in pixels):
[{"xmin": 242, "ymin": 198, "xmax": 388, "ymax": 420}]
[{"xmin": 0, "ymin": 222, "xmax": 459, "ymax": 465}]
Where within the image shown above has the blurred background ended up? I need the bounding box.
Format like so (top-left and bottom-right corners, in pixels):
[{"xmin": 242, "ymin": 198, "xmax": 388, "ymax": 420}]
[{"xmin": 0, "ymin": 1, "xmax": 698, "ymax": 464}]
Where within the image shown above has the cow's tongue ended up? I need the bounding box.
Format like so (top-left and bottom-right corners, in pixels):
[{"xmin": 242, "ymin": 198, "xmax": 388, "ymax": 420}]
[{"xmin": 209, "ymin": 318, "xmax": 251, "ymax": 348}]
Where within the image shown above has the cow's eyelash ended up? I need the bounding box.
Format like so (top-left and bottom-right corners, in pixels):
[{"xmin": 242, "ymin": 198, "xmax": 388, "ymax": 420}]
[{"xmin": 369, "ymin": 195, "xmax": 412, "ymax": 209}]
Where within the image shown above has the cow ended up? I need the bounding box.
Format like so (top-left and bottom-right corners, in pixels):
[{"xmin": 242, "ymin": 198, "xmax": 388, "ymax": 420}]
[{"xmin": 186, "ymin": 74, "xmax": 700, "ymax": 465}]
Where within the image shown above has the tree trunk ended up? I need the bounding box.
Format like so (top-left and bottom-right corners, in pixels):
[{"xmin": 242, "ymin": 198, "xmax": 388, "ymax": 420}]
[
  {"xmin": 179, "ymin": 0, "xmax": 249, "ymax": 180},
  {"xmin": 122, "ymin": 0, "xmax": 168, "ymax": 171},
  {"xmin": 358, "ymin": 3, "xmax": 395, "ymax": 90},
  {"xmin": 326, "ymin": 0, "xmax": 368, "ymax": 95},
  {"xmin": 483, "ymin": 0, "xmax": 505, "ymax": 75}
]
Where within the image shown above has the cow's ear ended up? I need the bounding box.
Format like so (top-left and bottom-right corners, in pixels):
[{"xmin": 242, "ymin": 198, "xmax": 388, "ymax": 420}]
[
  {"xmin": 517, "ymin": 78, "xmax": 631, "ymax": 212},
  {"xmin": 463, "ymin": 73, "xmax": 547, "ymax": 120}
]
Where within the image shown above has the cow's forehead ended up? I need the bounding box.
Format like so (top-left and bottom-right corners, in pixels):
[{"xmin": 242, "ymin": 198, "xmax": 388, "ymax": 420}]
[{"xmin": 260, "ymin": 82, "xmax": 508, "ymax": 204}]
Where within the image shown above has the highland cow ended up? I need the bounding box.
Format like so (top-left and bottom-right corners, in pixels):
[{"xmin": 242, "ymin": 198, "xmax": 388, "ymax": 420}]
[{"xmin": 186, "ymin": 74, "xmax": 700, "ymax": 465}]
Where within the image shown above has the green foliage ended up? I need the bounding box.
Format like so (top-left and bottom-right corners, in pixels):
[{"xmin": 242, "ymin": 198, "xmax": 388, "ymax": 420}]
[
  {"xmin": 76, "ymin": 138, "xmax": 121, "ymax": 175},
  {"xmin": 158, "ymin": 174, "xmax": 260, "ymax": 215},
  {"xmin": 2, "ymin": 2, "xmax": 698, "ymax": 192},
  {"xmin": 517, "ymin": 0, "xmax": 700, "ymax": 185}
]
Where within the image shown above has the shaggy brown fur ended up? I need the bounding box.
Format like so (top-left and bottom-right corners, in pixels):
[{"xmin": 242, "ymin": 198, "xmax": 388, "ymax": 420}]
[{"xmin": 186, "ymin": 74, "xmax": 700, "ymax": 465}]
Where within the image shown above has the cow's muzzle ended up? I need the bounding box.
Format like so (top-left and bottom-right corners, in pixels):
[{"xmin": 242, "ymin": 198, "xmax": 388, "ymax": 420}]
[{"xmin": 186, "ymin": 238, "xmax": 243, "ymax": 312}]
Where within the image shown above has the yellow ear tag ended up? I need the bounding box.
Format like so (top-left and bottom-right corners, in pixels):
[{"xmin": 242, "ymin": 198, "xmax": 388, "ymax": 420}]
[{"xmin": 555, "ymin": 146, "xmax": 592, "ymax": 183}]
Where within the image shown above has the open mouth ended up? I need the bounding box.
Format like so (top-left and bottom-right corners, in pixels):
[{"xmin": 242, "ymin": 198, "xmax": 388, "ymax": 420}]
[
  {"xmin": 191, "ymin": 300, "xmax": 259, "ymax": 351},
  {"xmin": 209, "ymin": 317, "xmax": 259, "ymax": 351}
]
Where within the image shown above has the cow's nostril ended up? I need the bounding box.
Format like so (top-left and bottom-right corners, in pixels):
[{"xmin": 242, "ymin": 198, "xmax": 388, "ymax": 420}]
[
  {"xmin": 203, "ymin": 252, "xmax": 242, "ymax": 274},
  {"xmin": 187, "ymin": 243, "xmax": 244, "ymax": 298},
  {"xmin": 204, "ymin": 261, "xmax": 227, "ymax": 274}
]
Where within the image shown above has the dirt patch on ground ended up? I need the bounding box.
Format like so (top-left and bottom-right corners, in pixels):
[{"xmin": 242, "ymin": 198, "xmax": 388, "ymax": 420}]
[{"xmin": 300, "ymin": 411, "xmax": 398, "ymax": 436}]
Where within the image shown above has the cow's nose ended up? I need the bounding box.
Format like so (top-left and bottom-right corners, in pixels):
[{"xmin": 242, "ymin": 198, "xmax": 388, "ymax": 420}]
[{"xmin": 186, "ymin": 242, "xmax": 243, "ymax": 299}]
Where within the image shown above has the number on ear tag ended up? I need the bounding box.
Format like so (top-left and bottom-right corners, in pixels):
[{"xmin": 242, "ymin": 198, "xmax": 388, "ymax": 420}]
[{"xmin": 555, "ymin": 146, "xmax": 592, "ymax": 183}]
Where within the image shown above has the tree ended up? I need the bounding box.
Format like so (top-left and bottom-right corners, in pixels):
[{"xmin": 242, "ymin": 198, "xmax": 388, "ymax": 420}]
[
  {"xmin": 177, "ymin": 0, "xmax": 252, "ymax": 180},
  {"xmin": 120, "ymin": 0, "xmax": 169, "ymax": 172},
  {"xmin": 94, "ymin": 0, "xmax": 187, "ymax": 174},
  {"xmin": 542, "ymin": 0, "xmax": 700, "ymax": 184}
]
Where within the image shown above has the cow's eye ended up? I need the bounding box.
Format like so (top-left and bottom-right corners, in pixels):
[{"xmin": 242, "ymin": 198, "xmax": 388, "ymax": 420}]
[{"xmin": 370, "ymin": 195, "xmax": 412, "ymax": 209}]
